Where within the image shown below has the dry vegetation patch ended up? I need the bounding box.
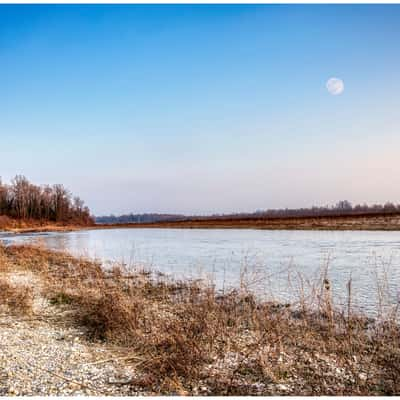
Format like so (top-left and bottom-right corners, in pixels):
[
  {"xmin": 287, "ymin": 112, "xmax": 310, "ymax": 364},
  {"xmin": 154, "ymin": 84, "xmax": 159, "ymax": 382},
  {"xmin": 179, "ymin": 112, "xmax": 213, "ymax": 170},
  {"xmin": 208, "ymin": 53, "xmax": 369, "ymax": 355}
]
[{"xmin": 0, "ymin": 279, "xmax": 33, "ymax": 315}]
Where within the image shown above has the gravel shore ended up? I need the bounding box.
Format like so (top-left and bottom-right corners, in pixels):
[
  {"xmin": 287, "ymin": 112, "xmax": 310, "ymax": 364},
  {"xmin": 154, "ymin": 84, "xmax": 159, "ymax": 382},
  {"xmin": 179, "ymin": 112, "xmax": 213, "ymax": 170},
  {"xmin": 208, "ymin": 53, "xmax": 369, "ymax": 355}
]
[{"xmin": 0, "ymin": 272, "xmax": 148, "ymax": 396}]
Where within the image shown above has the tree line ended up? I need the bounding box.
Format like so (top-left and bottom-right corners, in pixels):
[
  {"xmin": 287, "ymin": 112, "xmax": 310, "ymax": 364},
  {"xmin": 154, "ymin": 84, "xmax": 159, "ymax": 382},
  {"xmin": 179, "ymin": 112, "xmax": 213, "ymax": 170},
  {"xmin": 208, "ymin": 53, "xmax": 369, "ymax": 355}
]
[
  {"xmin": 203, "ymin": 200, "xmax": 400, "ymax": 220},
  {"xmin": 96, "ymin": 200, "xmax": 400, "ymax": 224},
  {"xmin": 96, "ymin": 213, "xmax": 186, "ymax": 225},
  {"xmin": 226, "ymin": 200, "xmax": 400, "ymax": 220},
  {"xmin": 0, "ymin": 175, "xmax": 93, "ymax": 225}
]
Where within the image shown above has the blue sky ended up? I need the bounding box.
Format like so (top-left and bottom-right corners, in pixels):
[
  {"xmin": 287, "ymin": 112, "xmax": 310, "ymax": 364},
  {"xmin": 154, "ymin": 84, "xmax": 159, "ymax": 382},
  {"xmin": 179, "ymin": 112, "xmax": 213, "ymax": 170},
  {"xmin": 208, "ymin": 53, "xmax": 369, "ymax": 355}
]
[{"xmin": 1, "ymin": 4, "xmax": 400, "ymax": 215}]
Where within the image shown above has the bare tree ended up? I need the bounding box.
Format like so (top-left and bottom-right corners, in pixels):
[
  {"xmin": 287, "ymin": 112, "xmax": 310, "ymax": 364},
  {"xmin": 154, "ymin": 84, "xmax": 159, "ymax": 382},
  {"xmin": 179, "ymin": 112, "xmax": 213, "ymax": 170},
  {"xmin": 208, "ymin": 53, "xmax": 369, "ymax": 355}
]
[{"xmin": 0, "ymin": 175, "xmax": 93, "ymax": 225}]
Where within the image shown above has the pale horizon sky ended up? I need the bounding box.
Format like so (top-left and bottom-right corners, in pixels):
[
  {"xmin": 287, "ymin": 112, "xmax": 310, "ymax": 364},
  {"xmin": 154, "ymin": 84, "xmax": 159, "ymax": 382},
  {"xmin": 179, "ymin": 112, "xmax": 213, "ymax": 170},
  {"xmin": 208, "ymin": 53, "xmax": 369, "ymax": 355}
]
[{"xmin": 1, "ymin": 4, "xmax": 400, "ymax": 215}]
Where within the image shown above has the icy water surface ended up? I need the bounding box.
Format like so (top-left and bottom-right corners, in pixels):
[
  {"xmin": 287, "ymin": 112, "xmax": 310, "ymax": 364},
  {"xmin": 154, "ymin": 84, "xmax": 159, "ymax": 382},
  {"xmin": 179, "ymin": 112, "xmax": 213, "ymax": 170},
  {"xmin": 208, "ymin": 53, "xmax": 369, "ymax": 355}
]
[{"xmin": 2, "ymin": 228, "xmax": 400, "ymax": 316}]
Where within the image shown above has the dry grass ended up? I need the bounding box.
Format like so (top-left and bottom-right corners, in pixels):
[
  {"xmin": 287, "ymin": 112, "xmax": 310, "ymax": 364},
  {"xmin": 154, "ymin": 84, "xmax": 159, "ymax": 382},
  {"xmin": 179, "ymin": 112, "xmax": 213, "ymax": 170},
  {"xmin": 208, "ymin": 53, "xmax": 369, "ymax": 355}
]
[
  {"xmin": 1, "ymin": 243, "xmax": 400, "ymax": 395},
  {"xmin": 0, "ymin": 217, "xmax": 91, "ymax": 233},
  {"xmin": 0, "ymin": 245, "xmax": 34, "ymax": 314},
  {"xmin": 0, "ymin": 279, "xmax": 33, "ymax": 315}
]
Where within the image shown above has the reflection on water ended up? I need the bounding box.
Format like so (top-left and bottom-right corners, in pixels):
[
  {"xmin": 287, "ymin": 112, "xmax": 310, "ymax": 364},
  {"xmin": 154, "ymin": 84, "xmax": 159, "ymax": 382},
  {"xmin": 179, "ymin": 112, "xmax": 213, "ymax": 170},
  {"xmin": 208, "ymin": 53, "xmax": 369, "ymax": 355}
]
[{"xmin": 1, "ymin": 228, "xmax": 400, "ymax": 317}]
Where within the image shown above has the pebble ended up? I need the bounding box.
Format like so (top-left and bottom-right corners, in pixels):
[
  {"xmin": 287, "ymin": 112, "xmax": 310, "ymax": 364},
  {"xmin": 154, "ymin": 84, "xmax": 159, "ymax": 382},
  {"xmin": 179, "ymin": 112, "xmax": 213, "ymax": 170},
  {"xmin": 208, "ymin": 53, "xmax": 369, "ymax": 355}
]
[
  {"xmin": 358, "ymin": 372, "xmax": 367, "ymax": 381},
  {"xmin": 0, "ymin": 313, "xmax": 144, "ymax": 395}
]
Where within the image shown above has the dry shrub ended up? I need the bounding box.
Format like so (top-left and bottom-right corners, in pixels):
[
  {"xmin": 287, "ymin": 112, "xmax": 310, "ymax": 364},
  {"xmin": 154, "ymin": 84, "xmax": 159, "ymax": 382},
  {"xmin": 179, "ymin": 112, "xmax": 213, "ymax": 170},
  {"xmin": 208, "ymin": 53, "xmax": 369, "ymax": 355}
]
[
  {"xmin": 41, "ymin": 261, "xmax": 400, "ymax": 394},
  {"xmin": 0, "ymin": 246, "xmax": 9, "ymax": 273},
  {"xmin": 140, "ymin": 293, "xmax": 220, "ymax": 381},
  {"xmin": 0, "ymin": 279, "xmax": 33, "ymax": 315},
  {"xmin": 3, "ymin": 244, "xmax": 78, "ymax": 273},
  {"xmin": 75, "ymin": 289, "xmax": 143, "ymax": 342},
  {"xmin": 38, "ymin": 259, "xmax": 259, "ymax": 389}
]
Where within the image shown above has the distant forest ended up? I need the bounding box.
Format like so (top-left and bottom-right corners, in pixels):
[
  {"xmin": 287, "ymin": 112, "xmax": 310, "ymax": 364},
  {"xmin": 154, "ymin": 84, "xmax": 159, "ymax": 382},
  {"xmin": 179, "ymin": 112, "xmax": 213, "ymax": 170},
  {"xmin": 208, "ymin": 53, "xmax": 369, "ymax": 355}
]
[
  {"xmin": 0, "ymin": 175, "xmax": 93, "ymax": 225},
  {"xmin": 96, "ymin": 213, "xmax": 187, "ymax": 224},
  {"xmin": 96, "ymin": 200, "xmax": 400, "ymax": 224}
]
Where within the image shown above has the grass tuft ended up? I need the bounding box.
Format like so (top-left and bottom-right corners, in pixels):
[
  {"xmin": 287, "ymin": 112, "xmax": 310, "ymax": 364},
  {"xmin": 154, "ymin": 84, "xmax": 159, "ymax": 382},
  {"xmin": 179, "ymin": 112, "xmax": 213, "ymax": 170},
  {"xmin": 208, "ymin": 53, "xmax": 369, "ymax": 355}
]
[{"xmin": 0, "ymin": 279, "xmax": 33, "ymax": 315}]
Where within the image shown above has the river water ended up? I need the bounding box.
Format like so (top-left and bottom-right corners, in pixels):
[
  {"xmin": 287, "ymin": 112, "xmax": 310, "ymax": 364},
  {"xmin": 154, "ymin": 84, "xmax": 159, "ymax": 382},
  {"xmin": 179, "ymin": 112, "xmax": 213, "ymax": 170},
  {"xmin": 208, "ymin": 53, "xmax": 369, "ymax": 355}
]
[{"xmin": 1, "ymin": 228, "xmax": 400, "ymax": 316}]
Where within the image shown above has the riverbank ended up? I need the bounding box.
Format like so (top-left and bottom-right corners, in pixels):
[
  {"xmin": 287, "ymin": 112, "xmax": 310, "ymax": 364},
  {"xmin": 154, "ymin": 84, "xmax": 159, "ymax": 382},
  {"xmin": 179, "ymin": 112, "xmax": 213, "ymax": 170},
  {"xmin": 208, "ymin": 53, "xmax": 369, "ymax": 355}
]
[
  {"xmin": 1, "ymin": 244, "xmax": 399, "ymax": 395},
  {"xmin": 2, "ymin": 213, "xmax": 400, "ymax": 234},
  {"xmin": 0, "ymin": 217, "xmax": 93, "ymax": 234},
  {"xmin": 95, "ymin": 213, "xmax": 400, "ymax": 231}
]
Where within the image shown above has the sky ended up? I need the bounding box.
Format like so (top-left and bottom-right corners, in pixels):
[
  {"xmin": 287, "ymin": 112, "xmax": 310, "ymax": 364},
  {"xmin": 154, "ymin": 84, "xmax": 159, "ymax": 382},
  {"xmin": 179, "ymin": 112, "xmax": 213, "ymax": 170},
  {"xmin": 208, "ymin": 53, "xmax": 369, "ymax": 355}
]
[{"xmin": 1, "ymin": 4, "xmax": 400, "ymax": 216}]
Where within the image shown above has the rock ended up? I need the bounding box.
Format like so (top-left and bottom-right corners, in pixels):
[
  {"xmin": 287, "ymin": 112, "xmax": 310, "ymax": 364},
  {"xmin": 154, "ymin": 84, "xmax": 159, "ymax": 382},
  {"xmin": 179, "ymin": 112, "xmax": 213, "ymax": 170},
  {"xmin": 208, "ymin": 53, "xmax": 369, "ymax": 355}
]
[
  {"xmin": 358, "ymin": 373, "xmax": 367, "ymax": 381},
  {"xmin": 276, "ymin": 384, "xmax": 290, "ymax": 391}
]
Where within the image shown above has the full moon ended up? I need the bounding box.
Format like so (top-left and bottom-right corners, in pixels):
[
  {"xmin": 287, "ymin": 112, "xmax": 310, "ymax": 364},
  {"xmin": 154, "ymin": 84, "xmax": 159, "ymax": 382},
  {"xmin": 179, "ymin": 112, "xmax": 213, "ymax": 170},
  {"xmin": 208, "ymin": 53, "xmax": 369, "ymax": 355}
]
[{"xmin": 326, "ymin": 77, "xmax": 344, "ymax": 95}]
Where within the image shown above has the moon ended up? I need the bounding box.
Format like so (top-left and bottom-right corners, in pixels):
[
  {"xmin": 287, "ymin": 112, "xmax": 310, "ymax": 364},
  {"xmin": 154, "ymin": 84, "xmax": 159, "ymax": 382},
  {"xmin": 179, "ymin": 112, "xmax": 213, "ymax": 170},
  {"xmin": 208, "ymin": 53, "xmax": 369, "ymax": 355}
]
[{"xmin": 326, "ymin": 77, "xmax": 344, "ymax": 95}]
